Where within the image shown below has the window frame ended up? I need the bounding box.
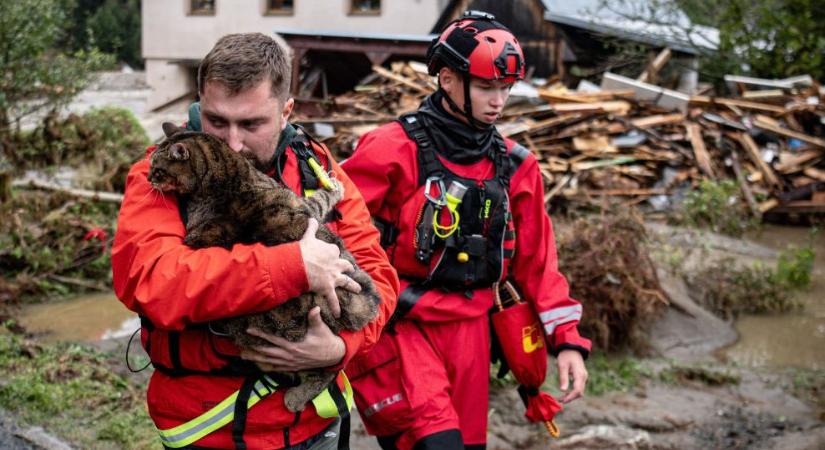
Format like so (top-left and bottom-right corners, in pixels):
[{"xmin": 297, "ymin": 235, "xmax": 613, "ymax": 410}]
[
  {"xmin": 263, "ymin": 0, "xmax": 294, "ymax": 16},
  {"xmin": 348, "ymin": 0, "xmax": 381, "ymax": 16},
  {"xmin": 188, "ymin": 0, "xmax": 216, "ymax": 16}
]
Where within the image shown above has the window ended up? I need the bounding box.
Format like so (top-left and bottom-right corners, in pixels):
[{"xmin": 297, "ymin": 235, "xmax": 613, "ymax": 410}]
[
  {"xmin": 350, "ymin": 0, "xmax": 380, "ymax": 15},
  {"xmin": 265, "ymin": 0, "xmax": 294, "ymax": 15},
  {"xmin": 190, "ymin": 0, "xmax": 215, "ymax": 15}
]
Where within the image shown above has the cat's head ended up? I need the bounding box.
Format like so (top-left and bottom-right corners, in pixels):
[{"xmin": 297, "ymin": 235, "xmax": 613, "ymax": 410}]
[{"xmin": 147, "ymin": 122, "xmax": 203, "ymax": 194}]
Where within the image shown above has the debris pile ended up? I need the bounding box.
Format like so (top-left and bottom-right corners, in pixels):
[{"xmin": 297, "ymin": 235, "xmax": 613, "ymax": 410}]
[{"xmin": 294, "ymin": 59, "xmax": 825, "ymax": 218}]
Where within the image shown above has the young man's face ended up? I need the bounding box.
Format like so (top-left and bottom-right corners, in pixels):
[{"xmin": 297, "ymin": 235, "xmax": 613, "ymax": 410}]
[
  {"xmin": 200, "ymin": 80, "xmax": 294, "ymax": 171},
  {"xmin": 440, "ymin": 69, "xmax": 512, "ymax": 125}
]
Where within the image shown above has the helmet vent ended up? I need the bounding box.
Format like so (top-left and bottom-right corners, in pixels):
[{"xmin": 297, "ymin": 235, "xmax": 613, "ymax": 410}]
[{"xmin": 485, "ymin": 36, "xmax": 497, "ymax": 43}]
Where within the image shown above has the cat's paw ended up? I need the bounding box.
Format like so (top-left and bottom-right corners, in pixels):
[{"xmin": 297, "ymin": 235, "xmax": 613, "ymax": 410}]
[{"xmin": 284, "ymin": 388, "xmax": 309, "ymax": 413}]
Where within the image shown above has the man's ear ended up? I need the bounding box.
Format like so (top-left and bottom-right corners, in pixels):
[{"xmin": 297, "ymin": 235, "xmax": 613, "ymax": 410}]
[
  {"xmin": 162, "ymin": 122, "xmax": 184, "ymax": 138},
  {"xmin": 439, "ymin": 67, "xmax": 458, "ymax": 94},
  {"xmin": 280, "ymin": 97, "xmax": 295, "ymax": 130},
  {"xmin": 169, "ymin": 143, "xmax": 190, "ymax": 161}
]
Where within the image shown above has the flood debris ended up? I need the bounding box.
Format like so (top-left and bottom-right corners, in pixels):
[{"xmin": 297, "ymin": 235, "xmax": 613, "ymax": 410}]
[
  {"xmin": 556, "ymin": 210, "xmax": 668, "ymax": 353},
  {"xmin": 294, "ymin": 62, "xmax": 825, "ymax": 219}
]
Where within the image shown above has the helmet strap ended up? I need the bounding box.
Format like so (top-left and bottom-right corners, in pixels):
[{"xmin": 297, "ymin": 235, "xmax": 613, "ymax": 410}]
[{"xmin": 439, "ymin": 74, "xmax": 490, "ymax": 130}]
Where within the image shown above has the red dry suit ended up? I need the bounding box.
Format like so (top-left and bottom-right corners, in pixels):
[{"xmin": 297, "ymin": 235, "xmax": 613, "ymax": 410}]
[
  {"xmin": 342, "ymin": 102, "xmax": 591, "ymax": 449},
  {"xmin": 111, "ymin": 124, "xmax": 399, "ymax": 449}
]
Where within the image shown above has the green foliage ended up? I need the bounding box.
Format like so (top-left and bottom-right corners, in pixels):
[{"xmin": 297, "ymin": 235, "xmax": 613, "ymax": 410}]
[
  {"xmin": 14, "ymin": 106, "xmax": 148, "ymax": 190},
  {"xmin": 583, "ymin": 352, "xmax": 648, "ymax": 396},
  {"xmin": 775, "ymin": 241, "xmax": 816, "ymax": 290},
  {"xmin": 0, "ymin": 0, "xmax": 112, "ymax": 133},
  {"xmin": 0, "ymin": 335, "xmax": 156, "ymax": 449},
  {"xmin": 712, "ymin": 0, "xmax": 825, "ymax": 82},
  {"xmin": 674, "ymin": 179, "xmax": 756, "ymax": 236},
  {"xmin": 86, "ymin": 0, "xmax": 143, "ymax": 68}
]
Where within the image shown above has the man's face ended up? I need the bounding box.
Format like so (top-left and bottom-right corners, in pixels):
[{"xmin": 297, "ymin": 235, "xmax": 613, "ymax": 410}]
[
  {"xmin": 200, "ymin": 80, "xmax": 294, "ymax": 171},
  {"xmin": 441, "ymin": 69, "xmax": 512, "ymax": 125}
]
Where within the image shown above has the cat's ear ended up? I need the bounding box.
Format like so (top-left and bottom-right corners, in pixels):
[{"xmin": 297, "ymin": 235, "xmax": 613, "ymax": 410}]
[
  {"xmin": 169, "ymin": 143, "xmax": 190, "ymax": 161},
  {"xmin": 162, "ymin": 122, "xmax": 184, "ymax": 138}
]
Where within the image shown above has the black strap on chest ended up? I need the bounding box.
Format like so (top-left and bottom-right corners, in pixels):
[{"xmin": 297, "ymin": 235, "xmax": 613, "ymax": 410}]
[{"xmin": 396, "ymin": 112, "xmax": 524, "ymax": 187}]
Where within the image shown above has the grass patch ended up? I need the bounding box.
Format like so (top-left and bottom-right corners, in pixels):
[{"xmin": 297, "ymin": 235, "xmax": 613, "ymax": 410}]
[
  {"xmin": 580, "ymin": 352, "xmax": 648, "ymax": 396},
  {"xmin": 0, "ymin": 334, "xmax": 156, "ymax": 449},
  {"xmin": 785, "ymin": 368, "xmax": 825, "ymax": 421}
]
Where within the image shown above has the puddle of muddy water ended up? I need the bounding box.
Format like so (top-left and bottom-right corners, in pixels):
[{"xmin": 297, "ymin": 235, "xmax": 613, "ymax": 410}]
[
  {"xmin": 17, "ymin": 292, "xmax": 139, "ymax": 343},
  {"xmin": 723, "ymin": 225, "xmax": 825, "ymax": 370}
]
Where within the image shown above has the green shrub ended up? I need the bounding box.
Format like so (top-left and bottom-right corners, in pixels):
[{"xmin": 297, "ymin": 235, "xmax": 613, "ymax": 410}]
[{"xmin": 675, "ymin": 180, "xmax": 756, "ymax": 236}]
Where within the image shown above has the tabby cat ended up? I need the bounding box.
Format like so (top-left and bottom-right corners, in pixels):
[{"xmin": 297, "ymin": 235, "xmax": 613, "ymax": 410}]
[{"xmin": 147, "ymin": 122, "xmax": 380, "ymax": 412}]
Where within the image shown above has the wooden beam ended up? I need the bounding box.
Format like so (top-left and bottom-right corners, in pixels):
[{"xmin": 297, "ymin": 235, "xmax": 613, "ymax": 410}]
[
  {"xmin": 729, "ymin": 149, "xmax": 761, "ymax": 218},
  {"xmin": 631, "ymin": 113, "xmax": 685, "ymax": 128},
  {"xmin": 731, "ymin": 132, "xmax": 782, "ymax": 188},
  {"xmin": 371, "ymin": 65, "xmax": 431, "ymax": 94},
  {"xmin": 686, "ymin": 123, "xmax": 716, "ymax": 178},
  {"xmin": 752, "ymin": 118, "xmax": 825, "ymax": 148},
  {"xmin": 689, "ymin": 96, "xmax": 786, "ymax": 114},
  {"xmin": 638, "ymin": 48, "xmax": 672, "ymax": 83},
  {"xmin": 12, "ymin": 179, "xmax": 124, "ymax": 203}
]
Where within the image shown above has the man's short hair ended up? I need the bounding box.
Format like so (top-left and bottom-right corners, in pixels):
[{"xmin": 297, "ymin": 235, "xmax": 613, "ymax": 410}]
[{"xmin": 198, "ymin": 32, "xmax": 292, "ymax": 101}]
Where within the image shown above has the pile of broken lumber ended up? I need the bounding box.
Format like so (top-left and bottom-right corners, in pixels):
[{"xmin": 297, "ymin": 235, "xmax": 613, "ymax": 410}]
[{"xmin": 294, "ymin": 60, "xmax": 825, "ymax": 217}]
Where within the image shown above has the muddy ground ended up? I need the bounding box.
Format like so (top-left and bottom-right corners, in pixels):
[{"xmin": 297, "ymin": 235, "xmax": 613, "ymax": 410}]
[{"xmin": 348, "ymin": 223, "xmax": 825, "ymax": 450}]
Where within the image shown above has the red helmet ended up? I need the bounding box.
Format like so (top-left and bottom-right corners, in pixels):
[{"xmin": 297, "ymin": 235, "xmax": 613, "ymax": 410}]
[{"xmin": 427, "ymin": 11, "xmax": 525, "ymax": 83}]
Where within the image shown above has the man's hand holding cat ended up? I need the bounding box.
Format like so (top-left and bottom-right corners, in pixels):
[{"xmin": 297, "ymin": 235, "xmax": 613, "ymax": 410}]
[
  {"xmin": 299, "ymin": 218, "xmax": 361, "ymax": 318},
  {"xmin": 241, "ymin": 307, "xmax": 346, "ymax": 371}
]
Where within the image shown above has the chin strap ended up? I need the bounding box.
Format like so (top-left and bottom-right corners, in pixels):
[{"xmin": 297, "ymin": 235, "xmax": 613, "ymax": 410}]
[{"xmin": 439, "ymin": 75, "xmax": 492, "ymax": 130}]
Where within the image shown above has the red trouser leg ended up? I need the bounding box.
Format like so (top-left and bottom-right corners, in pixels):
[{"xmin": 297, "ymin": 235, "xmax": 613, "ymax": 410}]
[{"xmin": 351, "ymin": 316, "xmax": 491, "ymax": 450}]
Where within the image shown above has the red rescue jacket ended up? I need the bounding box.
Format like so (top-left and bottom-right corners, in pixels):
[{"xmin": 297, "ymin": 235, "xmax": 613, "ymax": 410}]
[
  {"xmin": 342, "ymin": 120, "xmax": 590, "ymax": 355},
  {"xmin": 112, "ymin": 132, "xmax": 399, "ymax": 449}
]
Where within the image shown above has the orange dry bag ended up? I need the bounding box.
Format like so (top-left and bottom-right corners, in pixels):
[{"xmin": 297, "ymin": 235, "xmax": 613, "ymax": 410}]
[{"xmin": 491, "ymin": 281, "xmax": 562, "ymax": 437}]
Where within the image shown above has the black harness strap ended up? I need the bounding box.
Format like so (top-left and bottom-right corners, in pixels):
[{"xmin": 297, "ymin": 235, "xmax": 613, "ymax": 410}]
[
  {"xmin": 328, "ymin": 382, "xmax": 351, "ymax": 450},
  {"xmin": 398, "ymin": 114, "xmax": 442, "ymax": 185},
  {"xmin": 384, "ymin": 284, "xmax": 428, "ymax": 333},
  {"xmin": 231, "ymin": 376, "xmax": 258, "ymax": 450}
]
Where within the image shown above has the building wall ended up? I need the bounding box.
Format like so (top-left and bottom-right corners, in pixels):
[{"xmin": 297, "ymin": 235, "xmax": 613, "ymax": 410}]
[
  {"xmin": 143, "ymin": 0, "xmax": 442, "ymax": 60},
  {"xmin": 142, "ymin": 0, "xmax": 444, "ymax": 109}
]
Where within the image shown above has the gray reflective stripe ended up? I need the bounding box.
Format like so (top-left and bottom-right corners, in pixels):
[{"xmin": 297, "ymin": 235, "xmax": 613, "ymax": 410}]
[
  {"xmin": 541, "ymin": 305, "xmax": 582, "ymax": 335},
  {"xmin": 159, "ymin": 400, "xmax": 236, "ymax": 445},
  {"xmin": 159, "ymin": 378, "xmax": 275, "ymax": 446}
]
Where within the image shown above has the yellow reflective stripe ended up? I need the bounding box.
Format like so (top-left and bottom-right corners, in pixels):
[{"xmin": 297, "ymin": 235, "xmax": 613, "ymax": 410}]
[
  {"xmin": 307, "ymin": 158, "xmax": 335, "ymax": 190},
  {"xmin": 312, "ymin": 372, "xmax": 355, "ymax": 418},
  {"xmin": 157, "ymin": 377, "xmax": 276, "ymax": 448},
  {"xmin": 156, "ymin": 373, "xmax": 352, "ymax": 447}
]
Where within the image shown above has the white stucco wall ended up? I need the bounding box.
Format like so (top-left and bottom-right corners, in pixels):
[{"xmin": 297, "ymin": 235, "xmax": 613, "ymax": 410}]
[
  {"xmin": 142, "ymin": 0, "xmax": 442, "ymax": 60},
  {"xmin": 142, "ymin": 0, "xmax": 445, "ymax": 109}
]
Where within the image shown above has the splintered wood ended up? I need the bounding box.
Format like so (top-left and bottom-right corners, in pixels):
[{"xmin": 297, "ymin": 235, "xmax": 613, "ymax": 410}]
[{"xmin": 294, "ymin": 62, "xmax": 825, "ymax": 216}]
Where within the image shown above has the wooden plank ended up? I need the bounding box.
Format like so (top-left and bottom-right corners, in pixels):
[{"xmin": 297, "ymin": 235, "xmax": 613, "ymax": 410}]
[
  {"xmin": 731, "ymin": 132, "xmax": 782, "ymax": 188},
  {"xmin": 638, "ymin": 47, "xmax": 672, "ymax": 83},
  {"xmin": 537, "ymin": 89, "xmax": 634, "ymax": 103},
  {"xmin": 575, "ymin": 188, "xmax": 667, "ymax": 196},
  {"xmin": 371, "ymin": 65, "xmax": 432, "ymax": 94},
  {"xmin": 689, "ymin": 96, "xmax": 787, "ymax": 114},
  {"xmin": 729, "ymin": 149, "xmax": 761, "ymax": 218},
  {"xmin": 686, "ymin": 123, "xmax": 716, "ymax": 178},
  {"xmin": 631, "ymin": 113, "xmax": 685, "ymax": 128},
  {"xmin": 803, "ymin": 167, "xmax": 825, "ymax": 182},
  {"xmin": 550, "ymin": 101, "xmax": 631, "ymax": 115},
  {"xmin": 752, "ymin": 118, "xmax": 825, "ymax": 148},
  {"xmin": 12, "ymin": 179, "xmax": 124, "ymax": 203},
  {"xmin": 775, "ymin": 149, "xmax": 822, "ymax": 173}
]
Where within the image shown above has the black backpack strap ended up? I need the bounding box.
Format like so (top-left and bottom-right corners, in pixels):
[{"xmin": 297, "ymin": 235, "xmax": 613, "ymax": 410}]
[
  {"xmin": 288, "ymin": 131, "xmax": 322, "ymax": 194},
  {"xmin": 397, "ymin": 113, "xmax": 443, "ymax": 185}
]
